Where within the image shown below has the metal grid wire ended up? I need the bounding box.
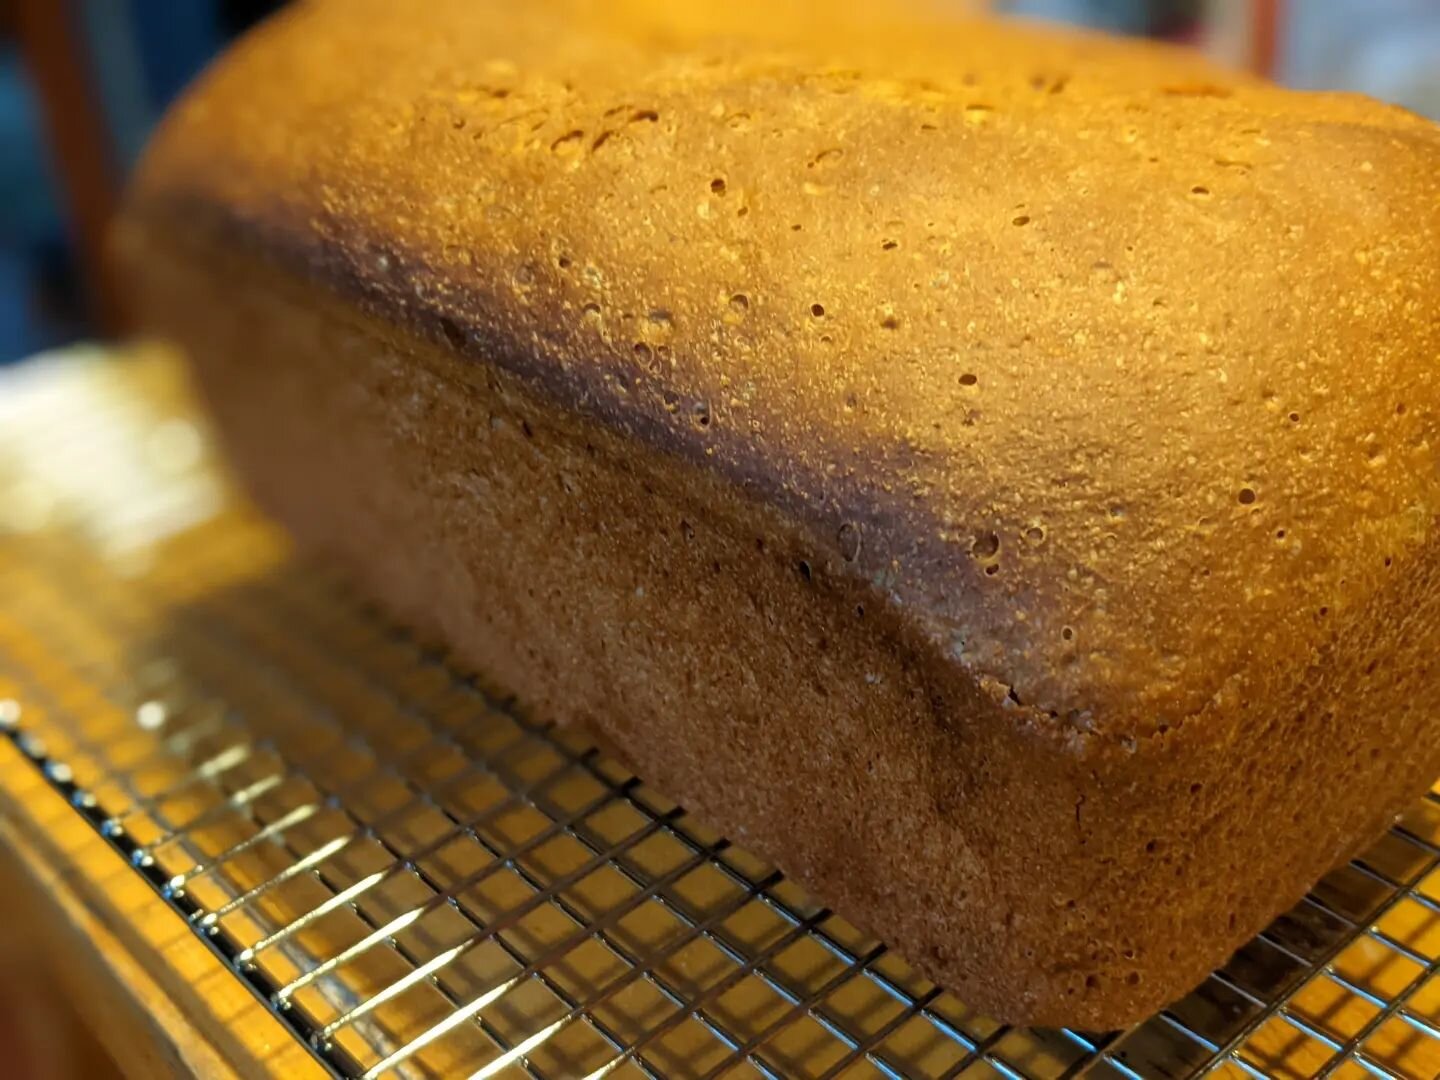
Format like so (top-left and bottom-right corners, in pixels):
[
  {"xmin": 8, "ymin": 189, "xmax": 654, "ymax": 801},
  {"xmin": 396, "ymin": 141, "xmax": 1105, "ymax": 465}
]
[{"xmin": 1, "ymin": 353, "xmax": 1440, "ymax": 1079}]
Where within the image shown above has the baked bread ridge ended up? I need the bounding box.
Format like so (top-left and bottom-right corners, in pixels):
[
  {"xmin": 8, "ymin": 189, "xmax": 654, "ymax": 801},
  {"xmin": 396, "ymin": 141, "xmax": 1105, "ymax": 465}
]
[
  {"xmin": 126, "ymin": 222, "xmax": 1440, "ymax": 1028},
  {"xmin": 120, "ymin": 0, "xmax": 1440, "ymax": 1027}
]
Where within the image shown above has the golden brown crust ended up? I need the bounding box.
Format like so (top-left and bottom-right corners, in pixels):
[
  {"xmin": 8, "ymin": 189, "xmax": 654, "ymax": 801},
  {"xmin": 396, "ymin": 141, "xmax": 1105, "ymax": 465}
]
[
  {"xmin": 128, "ymin": 0, "xmax": 1440, "ymax": 739},
  {"xmin": 123, "ymin": 231, "xmax": 1440, "ymax": 1027},
  {"xmin": 120, "ymin": 0, "xmax": 1440, "ymax": 1027}
]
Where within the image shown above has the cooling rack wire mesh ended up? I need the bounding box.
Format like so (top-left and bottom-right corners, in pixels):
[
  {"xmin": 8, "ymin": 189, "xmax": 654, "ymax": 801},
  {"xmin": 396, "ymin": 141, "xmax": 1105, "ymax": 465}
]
[{"xmin": 0, "ymin": 348, "xmax": 1438, "ymax": 1080}]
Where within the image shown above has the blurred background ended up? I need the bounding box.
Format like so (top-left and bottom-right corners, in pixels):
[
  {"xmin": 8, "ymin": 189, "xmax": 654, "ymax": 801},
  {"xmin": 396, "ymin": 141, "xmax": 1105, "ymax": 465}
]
[{"xmin": 0, "ymin": 0, "xmax": 1437, "ymax": 367}]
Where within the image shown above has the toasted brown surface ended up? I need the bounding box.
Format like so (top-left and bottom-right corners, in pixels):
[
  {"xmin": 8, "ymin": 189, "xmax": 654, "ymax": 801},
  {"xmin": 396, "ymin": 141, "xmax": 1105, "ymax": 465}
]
[{"xmin": 120, "ymin": 0, "xmax": 1440, "ymax": 1026}]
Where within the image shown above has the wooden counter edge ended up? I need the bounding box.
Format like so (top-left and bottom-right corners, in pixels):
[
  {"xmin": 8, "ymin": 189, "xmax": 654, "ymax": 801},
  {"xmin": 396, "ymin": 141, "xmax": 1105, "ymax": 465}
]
[{"xmin": 0, "ymin": 737, "xmax": 328, "ymax": 1080}]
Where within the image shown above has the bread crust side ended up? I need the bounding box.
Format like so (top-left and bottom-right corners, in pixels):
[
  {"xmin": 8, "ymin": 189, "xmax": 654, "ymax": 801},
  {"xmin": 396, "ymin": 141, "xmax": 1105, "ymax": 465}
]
[{"xmin": 122, "ymin": 224, "xmax": 1440, "ymax": 1026}]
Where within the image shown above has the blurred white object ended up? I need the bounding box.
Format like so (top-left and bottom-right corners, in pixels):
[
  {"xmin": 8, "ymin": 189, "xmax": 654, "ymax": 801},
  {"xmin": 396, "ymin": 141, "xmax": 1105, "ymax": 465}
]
[{"xmin": 0, "ymin": 347, "xmax": 221, "ymax": 558}]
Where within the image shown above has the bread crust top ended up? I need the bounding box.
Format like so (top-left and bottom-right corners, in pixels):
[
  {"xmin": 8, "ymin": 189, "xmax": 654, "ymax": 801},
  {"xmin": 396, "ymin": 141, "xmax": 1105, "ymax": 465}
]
[{"xmin": 126, "ymin": 0, "xmax": 1440, "ymax": 742}]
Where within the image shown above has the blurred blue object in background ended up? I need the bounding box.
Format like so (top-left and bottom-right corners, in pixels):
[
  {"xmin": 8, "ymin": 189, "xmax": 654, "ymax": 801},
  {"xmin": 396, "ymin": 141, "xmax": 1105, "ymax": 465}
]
[
  {"xmin": 0, "ymin": 48, "xmax": 58, "ymax": 250},
  {"xmin": 997, "ymin": 0, "xmax": 1154, "ymax": 33},
  {"xmin": 0, "ymin": 0, "xmax": 268, "ymax": 364},
  {"xmin": 996, "ymin": 0, "xmax": 1203, "ymax": 37},
  {"xmin": 1283, "ymin": 0, "xmax": 1440, "ymax": 120},
  {"xmin": 129, "ymin": 0, "xmax": 221, "ymax": 118},
  {"xmin": 0, "ymin": 43, "xmax": 69, "ymax": 363},
  {"xmin": 76, "ymin": 0, "xmax": 169, "ymax": 174}
]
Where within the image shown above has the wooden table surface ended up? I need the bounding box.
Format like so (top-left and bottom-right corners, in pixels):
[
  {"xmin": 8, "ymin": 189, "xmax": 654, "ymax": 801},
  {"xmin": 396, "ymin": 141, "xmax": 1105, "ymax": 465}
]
[{"xmin": 0, "ymin": 733, "xmax": 326, "ymax": 1080}]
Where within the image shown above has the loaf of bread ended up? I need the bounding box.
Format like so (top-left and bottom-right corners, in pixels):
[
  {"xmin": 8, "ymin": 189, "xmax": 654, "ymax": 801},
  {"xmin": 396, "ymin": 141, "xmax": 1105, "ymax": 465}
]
[{"xmin": 119, "ymin": 0, "xmax": 1440, "ymax": 1028}]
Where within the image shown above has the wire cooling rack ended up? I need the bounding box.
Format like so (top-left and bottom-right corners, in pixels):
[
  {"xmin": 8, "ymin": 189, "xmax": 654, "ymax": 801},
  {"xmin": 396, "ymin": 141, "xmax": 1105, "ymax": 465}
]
[{"xmin": 0, "ymin": 350, "xmax": 1439, "ymax": 1080}]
